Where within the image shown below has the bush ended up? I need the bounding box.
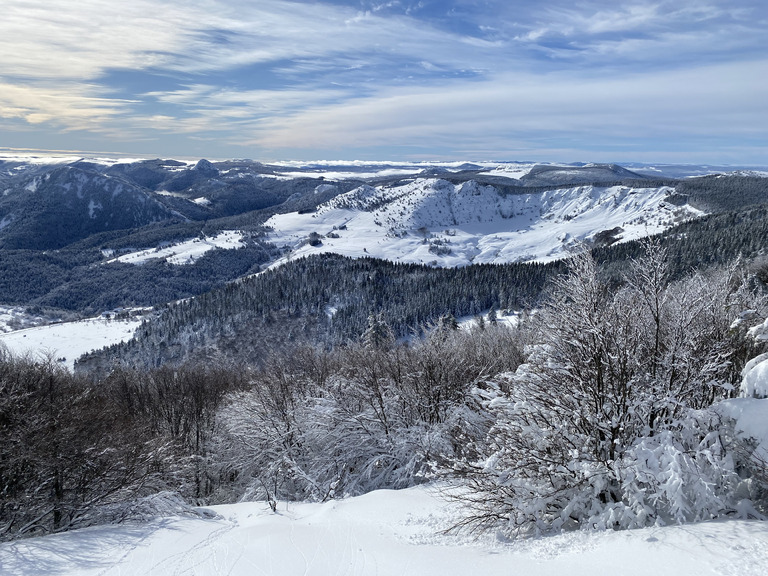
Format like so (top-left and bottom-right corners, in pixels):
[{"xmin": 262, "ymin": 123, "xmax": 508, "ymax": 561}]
[
  {"xmin": 210, "ymin": 324, "xmax": 525, "ymax": 505},
  {"xmin": 454, "ymin": 244, "xmax": 765, "ymax": 536}
]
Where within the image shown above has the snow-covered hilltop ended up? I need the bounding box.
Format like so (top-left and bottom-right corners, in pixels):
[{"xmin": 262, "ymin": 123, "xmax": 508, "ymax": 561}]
[{"xmin": 266, "ymin": 178, "xmax": 702, "ymax": 265}]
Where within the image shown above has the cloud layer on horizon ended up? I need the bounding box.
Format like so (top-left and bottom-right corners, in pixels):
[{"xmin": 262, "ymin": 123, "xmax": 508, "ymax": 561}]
[{"xmin": 0, "ymin": 0, "xmax": 765, "ymax": 162}]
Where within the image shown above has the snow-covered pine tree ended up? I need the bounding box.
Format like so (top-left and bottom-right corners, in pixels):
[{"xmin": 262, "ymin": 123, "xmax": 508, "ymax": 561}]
[{"xmin": 362, "ymin": 313, "xmax": 395, "ymax": 350}]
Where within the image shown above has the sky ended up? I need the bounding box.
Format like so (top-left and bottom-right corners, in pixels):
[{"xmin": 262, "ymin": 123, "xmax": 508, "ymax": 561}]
[{"xmin": 0, "ymin": 0, "xmax": 766, "ymax": 163}]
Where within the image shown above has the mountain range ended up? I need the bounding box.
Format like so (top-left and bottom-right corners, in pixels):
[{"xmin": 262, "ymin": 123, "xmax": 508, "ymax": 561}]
[{"xmin": 1, "ymin": 154, "xmax": 767, "ymax": 368}]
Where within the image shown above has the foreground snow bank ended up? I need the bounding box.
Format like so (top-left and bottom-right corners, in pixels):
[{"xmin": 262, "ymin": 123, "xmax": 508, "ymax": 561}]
[{"xmin": 2, "ymin": 487, "xmax": 767, "ymax": 576}]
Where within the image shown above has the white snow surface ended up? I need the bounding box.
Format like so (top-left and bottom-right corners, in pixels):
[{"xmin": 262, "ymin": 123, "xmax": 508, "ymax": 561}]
[
  {"xmin": 714, "ymin": 315, "xmax": 768, "ymax": 472},
  {"xmin": 740, "ymin": 352, "xmax": 768, "ymax": 398},
  {"xmin": 2, "ymin": 486, "xmax": 766, "ymax": 576},
  {"xmin": 109, "ymin": 231, "xmax": 244, "ymax": 266},
  {"xmin": 266, "ymin": 179, "xmax": 702, "ymax": 266},
  {"xmin": 0, "ymin": 316, "xmax": 142, "ymax": 370},
  {"xmin": 717, "ymin": 397, "xmax": 768, "ymax": 464}
]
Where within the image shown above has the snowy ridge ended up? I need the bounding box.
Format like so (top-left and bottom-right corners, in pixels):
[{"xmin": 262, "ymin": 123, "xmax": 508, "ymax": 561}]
[{"xmin": 266, "ymin": 178, "xmax": 703, "ymax": 266}]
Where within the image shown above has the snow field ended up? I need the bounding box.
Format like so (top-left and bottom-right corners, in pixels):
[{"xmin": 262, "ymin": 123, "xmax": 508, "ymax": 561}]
[
  {"xmin": 1, "ymin": 486, "xmax": 767, "ymax": 576},
  {"xmin": 108, "ymin": 231, "xmax": 245, "ymax": 266},
  {"xmin": 0, "ymin": 316, "xmax": 143, "ymax": 370}
]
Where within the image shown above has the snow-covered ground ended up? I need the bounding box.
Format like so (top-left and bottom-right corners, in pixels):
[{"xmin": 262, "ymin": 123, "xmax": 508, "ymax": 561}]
[
  {"xmin": 0, "ymin": 305, "xmax": 68, "ymax": 334},
  {"xmin": 0, "ymin": 316, "xmax": 143, "ymax": 369},
  {"xmin": 266, "ymin": 179, "xmax": 703, "ymax": 266},
  {"xmin": 1, "ymin": 486, "xmax": 766, "ymax": 576},
  {"xmin": 108, "ymin": 231, "xmax": 245, "ymax": 266}
]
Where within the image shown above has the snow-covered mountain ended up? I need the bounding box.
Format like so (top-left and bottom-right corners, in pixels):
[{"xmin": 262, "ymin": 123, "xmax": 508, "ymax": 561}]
[
  {"xmin": 0, "ymin": 164, "xmax": 179, "ymax": 249},
  {"xmin": 2, "ymin": 153, "xmax": 759, "ymax": 255},
  {"xmin": 265, "ymin": 178, "xmax": 703, "ymax": 265},
  {"xmin": 2, "ymin": 153, "xmax": 764, "ymax": 341}
]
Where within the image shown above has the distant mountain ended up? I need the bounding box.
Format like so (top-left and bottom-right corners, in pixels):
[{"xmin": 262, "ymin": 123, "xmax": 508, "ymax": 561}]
[
  {"xmin": 1, "ymin": 155, "xmax": 765, "ymax": 324},
  {"xmin": 0, "ymin": 165, "xmax": 177, "ymax": 249},
  {"xmin": 264, "ymin": 178, "xmax": 702, "ymax": 265},
  {"xmin": 518, "ymin": 163, "xmax": 647, "ymax": 186},
  {"xmin": 0, "ymin": 158, "xmax": 358, "ymax": 250}
]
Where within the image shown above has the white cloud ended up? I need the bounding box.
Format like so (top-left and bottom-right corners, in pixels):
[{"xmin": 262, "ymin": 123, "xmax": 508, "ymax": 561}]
[
  {"xmin": 0, "ymin": 0, "xmax": 504, "ymax": 134},
  {"xmin": 0, "ymin": 0, "xmax": 498, "ymax": 80},
  {"xmin": 243, "ymin": 59, "xmax": 768, "ymax": 154},
  {"xmin": 0, "ymin": 1, "xmax": 765, "ymax": 162},
  {"xmin": 514, "ymin": 1, "xmax": 763, "ymax": 63},
  {"xmin": 0, "ymin": 0, "xmax": 201, "ymax": 80},
  {"xmin": 0, "ymin": 81, "xmax": 126, "ymax": 130}
]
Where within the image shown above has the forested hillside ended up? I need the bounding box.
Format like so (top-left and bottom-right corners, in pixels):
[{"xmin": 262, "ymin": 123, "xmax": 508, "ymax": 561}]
[
  {"xmin": 76, "ymin": 255, "xmax": 558, "ymax": 370},
  {"xmin": 79, "ymin": 195, "xmax": 768, "ymax": 372}
]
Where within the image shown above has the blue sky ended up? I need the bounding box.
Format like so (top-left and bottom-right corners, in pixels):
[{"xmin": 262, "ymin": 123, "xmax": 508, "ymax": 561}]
[{"xmin": 0, "ymin": 0, "xmax": 766, "ymax": 163}]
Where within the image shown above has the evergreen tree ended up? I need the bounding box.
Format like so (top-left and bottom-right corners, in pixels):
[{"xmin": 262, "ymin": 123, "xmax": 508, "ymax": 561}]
[{"xmin": 362, "ymin": 313, "xmax": 395, "ymax": 349}]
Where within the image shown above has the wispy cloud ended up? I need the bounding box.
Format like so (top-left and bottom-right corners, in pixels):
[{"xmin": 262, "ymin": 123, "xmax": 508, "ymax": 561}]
[
  {"xmin": 0, "ymin": 81, "xmax": 128, "ymax": 130},
  {"xmin": 0, "ymin": 0, "xmax": 765, "ymax": 162},
  {"xmin": 244, "ymin": 59, "xmax": 768, "ymax": 161},
  {"xmin": 511, "ymin": 0, "xmax": 766, "ymax": 67}
]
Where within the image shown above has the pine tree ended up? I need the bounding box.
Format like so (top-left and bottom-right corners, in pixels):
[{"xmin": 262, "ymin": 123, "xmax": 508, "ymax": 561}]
[{"xmin": 362, "ymin": 313, "xmax": 395, "ymax": 349}]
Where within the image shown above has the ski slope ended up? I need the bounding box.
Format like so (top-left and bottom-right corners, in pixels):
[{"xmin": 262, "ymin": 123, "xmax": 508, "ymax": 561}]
[{"xmin": 1, "ymin": 486, "xmax": 766, "ymax": 576}]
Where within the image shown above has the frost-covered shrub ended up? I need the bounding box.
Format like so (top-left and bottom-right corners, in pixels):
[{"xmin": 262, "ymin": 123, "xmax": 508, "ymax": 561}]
[
  {"xmin": 465, "ymin": 391, "xmax": 742, "ymax": 534},
  {"xmin": 456, "ymin": 244, "xmax": 765, "ymax": 536},
  {"xmin": 0, "ymin": 357, "xmax": 181, "ymax": 541},
  {"xmin": 215, "ymin": 378, "xmax": 460, "ymax": 504},
  {"xmin": 714, "ymin": 314, "xmax": 768, "ymax": 513},
  {"xmin": 210, "ymin": 325, "xmax": 524, "ymax": 505}
]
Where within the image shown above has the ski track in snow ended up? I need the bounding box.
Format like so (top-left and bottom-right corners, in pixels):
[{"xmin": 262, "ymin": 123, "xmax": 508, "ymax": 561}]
[{"xmin": 2, "ymin": 487, "xmax": 767, "ymax": 576}]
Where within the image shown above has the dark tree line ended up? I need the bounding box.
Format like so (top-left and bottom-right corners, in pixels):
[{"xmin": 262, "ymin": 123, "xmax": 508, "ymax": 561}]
[
  {"xmin": 0, "ymin": 350, "xmax": 242, "ymax": 541},
  {"xmin": 78, "ymin": 254, "xmax": 559, "ymax": 371},
  {"xmin": 0, "ymin": 242, "xmax": 277, "ymax": 315},
  {"xmin": 677, "ymin": 175, "xmax": 768, "ymax": 212}
]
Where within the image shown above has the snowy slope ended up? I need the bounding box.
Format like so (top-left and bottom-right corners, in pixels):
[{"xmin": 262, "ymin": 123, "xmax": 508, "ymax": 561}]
[
  {"xmin": 0, "ymin": 316, "xmax": 143, "ymax": 370},
  {"xmin": 108, "ymin": 231, "xmax": 245, "ymax": 265},
  {"xmin": 2, "ymin": 486, "xmax": 766, "ymax": 576},
  {"xmin": 265, "ymin": 178, "xmax": 703, "ymax": 266}
]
